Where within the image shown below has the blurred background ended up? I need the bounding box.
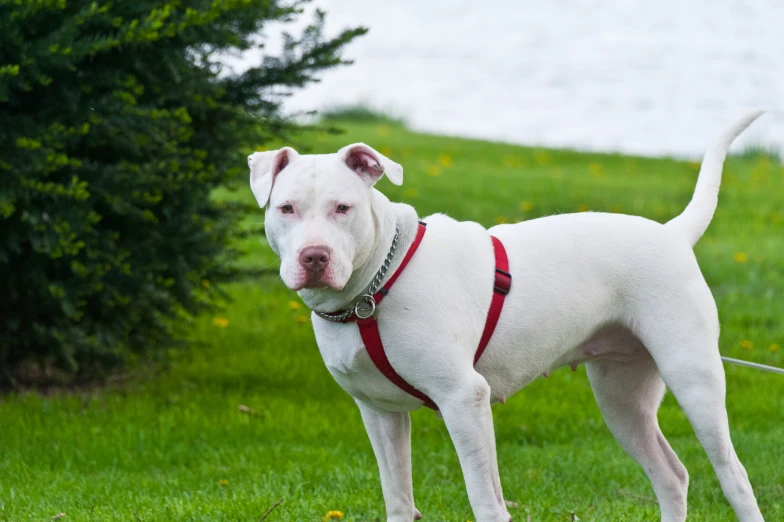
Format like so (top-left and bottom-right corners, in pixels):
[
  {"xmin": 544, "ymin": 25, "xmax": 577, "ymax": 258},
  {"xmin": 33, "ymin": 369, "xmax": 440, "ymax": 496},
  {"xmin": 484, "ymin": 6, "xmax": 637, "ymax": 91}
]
[
  {"xmin": 228, "ymin": 0, "xmax": 784, "ymax": 157},
  {"xmin": 1, "ymin": 2, "xmax": 782, "ymax": 521}
]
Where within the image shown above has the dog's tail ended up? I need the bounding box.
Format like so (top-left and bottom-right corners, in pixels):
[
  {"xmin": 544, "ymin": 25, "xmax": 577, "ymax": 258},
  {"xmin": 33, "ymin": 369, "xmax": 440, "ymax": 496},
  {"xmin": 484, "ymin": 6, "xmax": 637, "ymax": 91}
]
[{"xmin": 666, "ymin": 110, "xmax": 764, "ymax": 246}]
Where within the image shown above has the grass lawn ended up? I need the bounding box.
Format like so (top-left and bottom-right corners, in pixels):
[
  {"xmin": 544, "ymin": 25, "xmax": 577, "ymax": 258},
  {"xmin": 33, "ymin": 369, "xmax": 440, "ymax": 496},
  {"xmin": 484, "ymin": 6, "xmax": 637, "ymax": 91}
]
[{"xmin": 2, "ymin": 119, "xmax": 783, "ymax": 521}]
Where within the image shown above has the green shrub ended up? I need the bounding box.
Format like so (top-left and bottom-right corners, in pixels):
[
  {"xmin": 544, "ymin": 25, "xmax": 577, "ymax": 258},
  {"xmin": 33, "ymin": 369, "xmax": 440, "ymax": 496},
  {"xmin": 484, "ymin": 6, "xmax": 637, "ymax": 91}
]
[
  {"xmin": 0, "ymin": 0, "xmax": 365, "ymax": 385},
  {"xmin": 321, "ymin": 104, "xmax": 405, "ymax": 125}
]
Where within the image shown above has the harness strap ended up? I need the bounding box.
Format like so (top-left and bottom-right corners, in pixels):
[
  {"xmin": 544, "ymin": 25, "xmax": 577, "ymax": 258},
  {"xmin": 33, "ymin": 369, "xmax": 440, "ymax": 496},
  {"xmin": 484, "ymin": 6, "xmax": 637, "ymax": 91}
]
[
  {"xmin": 356, "ymin": 222, "xmax": 438, "ymax": 410},
  {"xmin": 358, "ymin": 317, "xmax": 439, "ymax": 409},
  {"xmin": 352, "ymin": 222, "xmax": 511, "ymax": 411},
  {"xmin": 373, "ymin": 221, "xmax": 427, "ymax": 307},
  {"xmin": 475, "ymin": 236, "xmax": 511, "ymax": 364}
]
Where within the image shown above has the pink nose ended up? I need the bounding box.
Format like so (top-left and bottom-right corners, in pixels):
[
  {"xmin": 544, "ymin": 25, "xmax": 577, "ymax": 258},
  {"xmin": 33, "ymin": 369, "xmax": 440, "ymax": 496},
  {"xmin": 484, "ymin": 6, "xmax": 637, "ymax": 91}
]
[{"xmin": 299, "ymin": 246, "xmax": 330, "ymax": 272}]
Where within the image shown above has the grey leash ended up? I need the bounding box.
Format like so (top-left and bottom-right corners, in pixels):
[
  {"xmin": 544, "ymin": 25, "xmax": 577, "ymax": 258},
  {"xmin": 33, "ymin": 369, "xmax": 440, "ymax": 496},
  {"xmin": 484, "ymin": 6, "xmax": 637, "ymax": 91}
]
[{"xmin": 721, "ymin": 356, "xmax": 784, "ymax": 375}]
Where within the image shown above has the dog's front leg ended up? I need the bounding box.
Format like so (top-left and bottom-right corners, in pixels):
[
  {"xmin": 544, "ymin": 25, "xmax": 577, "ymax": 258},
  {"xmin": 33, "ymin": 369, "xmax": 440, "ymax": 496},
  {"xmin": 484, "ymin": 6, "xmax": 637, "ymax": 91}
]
[
  {"xmin": 435, "ymin": 372, "xmax": 511, "ymax": 522},
  {"xmin": 356, "ymin": 400, "xmax": 422, "ymax": 522}
]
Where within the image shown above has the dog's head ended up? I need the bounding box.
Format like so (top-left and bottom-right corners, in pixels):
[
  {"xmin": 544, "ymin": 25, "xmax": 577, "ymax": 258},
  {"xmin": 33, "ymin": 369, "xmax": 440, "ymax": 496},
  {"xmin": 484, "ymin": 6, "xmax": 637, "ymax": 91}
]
[{"xmin": 249, "ymin": 143, "xmax": 403, "ymax": 292}]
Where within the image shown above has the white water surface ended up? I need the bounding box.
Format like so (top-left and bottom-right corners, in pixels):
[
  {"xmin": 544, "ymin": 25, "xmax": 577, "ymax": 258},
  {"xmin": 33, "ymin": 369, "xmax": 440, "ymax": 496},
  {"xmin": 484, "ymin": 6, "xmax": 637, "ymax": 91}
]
[{"xmin": 229, "ymin": 0, "xmax": 784, "ymax": 158}]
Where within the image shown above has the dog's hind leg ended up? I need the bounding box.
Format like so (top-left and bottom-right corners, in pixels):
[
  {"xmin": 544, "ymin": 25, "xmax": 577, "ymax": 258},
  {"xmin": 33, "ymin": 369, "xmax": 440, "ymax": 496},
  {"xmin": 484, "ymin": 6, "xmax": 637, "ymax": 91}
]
[
  {"xmin": 638, "ymin": 286, "xmax": 763, "ymax": 522},
  {"xmin": 587, "ymin": 353, "xmax": 689, "ymax": 522}
]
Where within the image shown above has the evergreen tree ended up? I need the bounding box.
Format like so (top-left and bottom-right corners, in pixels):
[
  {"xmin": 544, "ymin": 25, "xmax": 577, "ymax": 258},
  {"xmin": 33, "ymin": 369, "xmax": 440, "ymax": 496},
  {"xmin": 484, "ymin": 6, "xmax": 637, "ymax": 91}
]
[{"xmin": 0, "ymin": 0, "xmax": 365, "ymax": 384}]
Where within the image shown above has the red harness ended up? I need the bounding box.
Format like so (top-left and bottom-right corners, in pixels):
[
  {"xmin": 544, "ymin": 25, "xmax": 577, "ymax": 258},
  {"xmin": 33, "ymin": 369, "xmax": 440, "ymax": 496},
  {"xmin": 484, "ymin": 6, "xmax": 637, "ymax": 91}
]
[{"xmin": 343, "ymin": 222, "xmax": 511, "ymax": 410}]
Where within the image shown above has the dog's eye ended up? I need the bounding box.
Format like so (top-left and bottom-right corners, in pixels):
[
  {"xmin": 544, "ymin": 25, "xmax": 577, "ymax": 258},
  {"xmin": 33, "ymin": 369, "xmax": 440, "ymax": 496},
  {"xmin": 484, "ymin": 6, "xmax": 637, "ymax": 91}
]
[
  {"xmin": 280, "ymin": 204, "xmax": 294, "ymax": 214},
  {"xmin": 336, "ymin": 204, "xmax": 350, "ymax": 214}
]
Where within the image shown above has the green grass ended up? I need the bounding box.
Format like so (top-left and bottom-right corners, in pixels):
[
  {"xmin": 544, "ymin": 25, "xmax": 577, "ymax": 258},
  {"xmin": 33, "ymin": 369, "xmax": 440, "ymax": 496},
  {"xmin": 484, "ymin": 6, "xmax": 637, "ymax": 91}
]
[{"xmin": 2, "ymin": 120, "xmax": 784, "ymax": 521}]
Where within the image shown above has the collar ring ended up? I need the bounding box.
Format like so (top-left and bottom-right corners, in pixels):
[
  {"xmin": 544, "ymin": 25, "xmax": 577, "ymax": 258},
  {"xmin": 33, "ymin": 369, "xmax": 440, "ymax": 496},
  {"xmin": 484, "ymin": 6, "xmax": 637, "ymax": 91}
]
[{"xmin": 354, "ymin": 294, "xmax": 377, "ymax": 320}]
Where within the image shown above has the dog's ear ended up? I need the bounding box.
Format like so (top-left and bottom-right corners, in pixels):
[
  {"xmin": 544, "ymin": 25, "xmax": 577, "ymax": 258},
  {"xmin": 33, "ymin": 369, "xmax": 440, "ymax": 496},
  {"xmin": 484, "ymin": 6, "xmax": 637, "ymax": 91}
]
[
  {"xmin": 248, "ymin": 147, "xmax": 299, "ymax": 208},
  {"xmin": 338, "ymin": 143, "xmax": 403, "ymax": 186}
]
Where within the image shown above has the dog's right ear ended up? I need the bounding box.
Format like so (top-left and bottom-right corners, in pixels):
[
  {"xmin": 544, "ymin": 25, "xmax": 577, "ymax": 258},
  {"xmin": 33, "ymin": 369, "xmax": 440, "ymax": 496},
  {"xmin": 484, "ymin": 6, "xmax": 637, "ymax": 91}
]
[
  {"xmin": 248, "ymin": 147, "xmax": 299, "ymax": 208},
  {"xmin": 338, "ymin": 143, "xmax": 403, "ymax": 186}
]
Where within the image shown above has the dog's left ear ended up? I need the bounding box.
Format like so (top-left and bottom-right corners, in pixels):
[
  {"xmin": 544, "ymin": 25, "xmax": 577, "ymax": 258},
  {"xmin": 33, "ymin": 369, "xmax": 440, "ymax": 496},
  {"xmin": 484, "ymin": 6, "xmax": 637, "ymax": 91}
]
[
  {"xmin": 338, "ymin": 143, "xmax": 403, "ymax": 186},
  {"xmin": 248, "ymin": 147, "xmax": 299, "ymax": 208}
]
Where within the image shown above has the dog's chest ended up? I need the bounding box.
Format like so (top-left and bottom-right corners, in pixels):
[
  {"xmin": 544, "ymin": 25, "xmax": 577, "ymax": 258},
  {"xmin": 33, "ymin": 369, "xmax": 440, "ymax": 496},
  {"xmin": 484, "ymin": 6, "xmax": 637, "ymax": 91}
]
[{"xmin": 312, "ymin": 314, "xmax": 423, "ymax": 411}]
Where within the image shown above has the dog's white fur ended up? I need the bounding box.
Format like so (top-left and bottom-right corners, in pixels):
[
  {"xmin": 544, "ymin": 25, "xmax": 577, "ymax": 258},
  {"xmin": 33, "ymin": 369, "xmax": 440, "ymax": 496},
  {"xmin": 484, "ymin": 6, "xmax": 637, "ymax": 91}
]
[{"xmin": 249, "ymin": 112, "xmax": 765, "ymax": 522}]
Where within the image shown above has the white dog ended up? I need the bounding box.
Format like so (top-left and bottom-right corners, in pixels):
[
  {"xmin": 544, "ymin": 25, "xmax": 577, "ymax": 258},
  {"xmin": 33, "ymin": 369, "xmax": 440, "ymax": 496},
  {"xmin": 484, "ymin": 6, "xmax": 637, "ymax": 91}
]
[{"xmin": 249, "ymin": 111, "xmax": 765, "ymax": 522}]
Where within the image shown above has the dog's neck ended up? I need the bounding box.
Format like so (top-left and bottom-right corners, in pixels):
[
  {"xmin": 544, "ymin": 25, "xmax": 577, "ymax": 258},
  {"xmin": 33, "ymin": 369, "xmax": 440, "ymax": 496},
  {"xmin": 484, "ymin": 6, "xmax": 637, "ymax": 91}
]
[{"xmin": 298, "ymin": 190, "xmax": 419, "ymax": 313}]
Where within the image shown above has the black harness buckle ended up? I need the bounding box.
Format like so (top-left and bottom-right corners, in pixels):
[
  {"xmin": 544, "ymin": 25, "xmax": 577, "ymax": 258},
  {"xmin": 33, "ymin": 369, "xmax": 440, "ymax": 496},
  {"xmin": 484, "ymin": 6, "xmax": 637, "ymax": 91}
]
[{"xmin": 493, "ymin": 267, "xmax": 512, "ymax": 295}]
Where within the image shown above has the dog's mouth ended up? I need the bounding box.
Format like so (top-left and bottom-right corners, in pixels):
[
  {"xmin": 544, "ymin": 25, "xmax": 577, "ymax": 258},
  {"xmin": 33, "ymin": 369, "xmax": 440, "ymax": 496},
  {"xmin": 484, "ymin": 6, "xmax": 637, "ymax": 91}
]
[
  {"xmin": 301, "ymin": 277, "xmax": 329, "ymax": 290},
  {"xmin": 290, "ymin": 269, "xmax": 345, "ymax": 292}
]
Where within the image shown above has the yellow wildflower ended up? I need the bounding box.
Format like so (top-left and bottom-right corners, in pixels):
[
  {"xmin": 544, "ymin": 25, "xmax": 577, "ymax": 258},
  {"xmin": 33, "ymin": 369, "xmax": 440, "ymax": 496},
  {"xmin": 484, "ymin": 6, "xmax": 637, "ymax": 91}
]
[
  {"xmin": 323, "ymin": 510, "xmax": 344, "ymax": 521},
  {"xmin": 577, "ymin": 204, "xmax": 590, "ymax": 213},
  {"xmin": 379, "ymin": 146, "xmax": 393, "ymax": 157},
  {"xmin": 494, "ymin": 216, "xmax": 507, "ymax": 224},
  {"xmin": 733, "ymin": 252, "xmax": 748, "ymax": 263},
  {"xmin": 770, "ymin": 344, "xmax": 780, "ymax": 353},
  {"xmin": 376, "ymin": 125, "xmax": 390, "ymax": 137},
  {"xmin": 740, "ymin": 340, "xmax": 753, "ymax": 351},
  {"xmin": 213, "ymin": 317, "xmax": 229, "ymax": 328},
  {"xmin": 296, "ymin": 315, "xmax": 308, "ymax": 324},
  {"xmin": 437, "ymin": 154, "xmax": 453, "ymax": 168},
  {"xmin": 519, "ymin": 201, "xmax": 532, "ymax": 212},
  {"xmin": 405, "ymin": 188, "xmax": 418, "ymax": 198},
  {"xmin": 427, "ymin": 165, "xmax": 441, "ymax": 176},
  {"xmin": 588, "ymin": 163, "xmax": 604, "ymax": 176},
  {"xmin": 316, "ymin": 132, "xmax": 329, "ymax": 142},
  {"xmin": 502, "ymin": 155, "xmax": 524, "ymax": 168},
  {"xmin": 219, "ymin": 479, "xmax": 228, "ymax": 486},
  {"xmin": 201, "ymin": 279, "xmax": 210, "ymax": 288},
  {"xmin": 534, "ymin": 151, "xmax": 551, "ymax": 166},
  {"xmin": 289, "ymin": 301, "xmax": 302, "ymax": 310}
]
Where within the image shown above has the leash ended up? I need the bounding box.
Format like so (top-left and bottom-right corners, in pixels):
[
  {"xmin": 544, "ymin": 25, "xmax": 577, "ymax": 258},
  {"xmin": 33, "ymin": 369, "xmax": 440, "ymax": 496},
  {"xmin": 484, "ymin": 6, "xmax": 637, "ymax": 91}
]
[{"xmin": 721, "ymin": 356, "xmax": 784, "ymax": 375}]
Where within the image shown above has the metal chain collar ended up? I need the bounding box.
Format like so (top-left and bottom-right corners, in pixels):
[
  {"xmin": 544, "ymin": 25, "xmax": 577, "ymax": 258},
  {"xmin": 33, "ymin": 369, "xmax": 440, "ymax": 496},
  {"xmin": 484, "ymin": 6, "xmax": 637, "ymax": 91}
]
[{"xmin": 314, "ymin": 224, "xmax": 399, "ymax": 322}]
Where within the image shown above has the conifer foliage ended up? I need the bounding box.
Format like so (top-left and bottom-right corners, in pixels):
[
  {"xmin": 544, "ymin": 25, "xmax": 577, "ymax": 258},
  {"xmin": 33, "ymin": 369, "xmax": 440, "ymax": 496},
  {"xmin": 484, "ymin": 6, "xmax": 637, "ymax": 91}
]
[{"xmin": 0, "ymin": 0, "xmax": 365, "ymax": 383}]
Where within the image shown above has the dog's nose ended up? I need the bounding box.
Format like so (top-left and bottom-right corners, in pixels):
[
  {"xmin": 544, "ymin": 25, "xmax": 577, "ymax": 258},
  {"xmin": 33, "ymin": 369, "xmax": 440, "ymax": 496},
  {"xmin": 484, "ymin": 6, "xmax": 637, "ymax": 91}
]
[{"xmin": 299, "ymin": 246, "xmax": 330, "ymax": 272}]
